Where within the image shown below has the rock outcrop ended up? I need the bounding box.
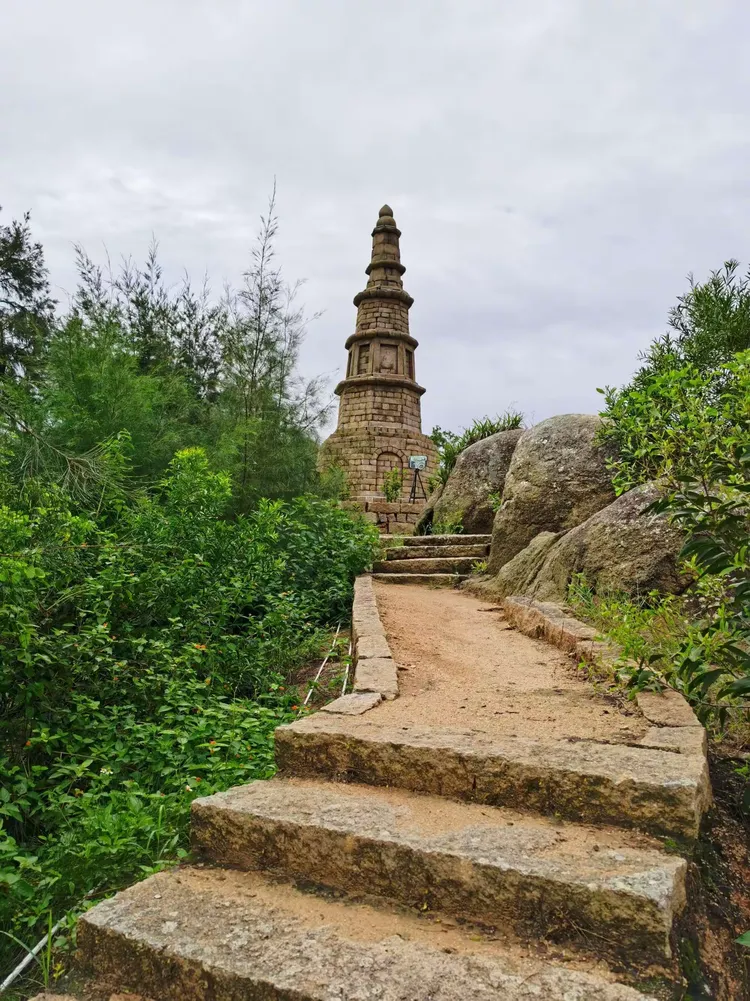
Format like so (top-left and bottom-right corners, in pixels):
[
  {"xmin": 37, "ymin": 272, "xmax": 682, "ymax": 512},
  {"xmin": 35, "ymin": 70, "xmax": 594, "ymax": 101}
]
[
  {"xmin": 415, "ymin": 481, "xmax": 443, "ymax": 532},
  {"xmin": 488, "ymin": 414, "xmax": 615, "ymax": 573},
  {"xmin": 474, "ymin": 483, "xmax": 686, "ymax": 602},
  {"xmin": 424, "ymin": 428, "xmax": 523, "ymax": 534}
]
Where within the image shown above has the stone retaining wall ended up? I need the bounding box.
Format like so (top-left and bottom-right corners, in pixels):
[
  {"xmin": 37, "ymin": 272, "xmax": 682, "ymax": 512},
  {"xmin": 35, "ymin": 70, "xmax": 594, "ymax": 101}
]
[
  {"xmin": 317, "ymin": 575, "xmax": 399, "ymax": 715},
  {"xmin": 342, "ymin": 498, "xmax": 426, "ymax": 533}
]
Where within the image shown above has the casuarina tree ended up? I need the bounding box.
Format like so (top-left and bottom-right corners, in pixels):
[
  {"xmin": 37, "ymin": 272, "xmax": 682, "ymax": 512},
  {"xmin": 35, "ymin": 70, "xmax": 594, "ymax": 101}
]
[{"xmin": 0, "ymin": 207, "xmax": 54, "ymax": 381}]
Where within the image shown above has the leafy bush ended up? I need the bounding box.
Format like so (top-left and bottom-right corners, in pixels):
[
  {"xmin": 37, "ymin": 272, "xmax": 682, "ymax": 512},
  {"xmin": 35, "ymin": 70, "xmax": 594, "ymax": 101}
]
[
  {"xmin": 429, "ymin": 411, "xmax": 523, "ymax": 489},
  {"xmin": 0, "ymin": 448, "xmax": 378, "ymax": 971},
  {"xmin": 598, "ymin": 357, "xmax": 742, "ymax": 495},
  {"xmin": 599, "ymin": 261, "xmax": 750, "ymax": 494},
  {"xmin": 586, "ymin": 352, "xmax": 750, "ymax": 732}
]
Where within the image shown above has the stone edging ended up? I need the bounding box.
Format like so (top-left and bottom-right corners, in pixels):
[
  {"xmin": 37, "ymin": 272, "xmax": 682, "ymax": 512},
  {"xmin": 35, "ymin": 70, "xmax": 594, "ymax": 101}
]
[
  {"xmin": 502, "ymin": 595, "xmax": 711, "ymax": 765},
  {"xmin": 318, "ymin": 575, "xmax": 397, "ymax": 717}
]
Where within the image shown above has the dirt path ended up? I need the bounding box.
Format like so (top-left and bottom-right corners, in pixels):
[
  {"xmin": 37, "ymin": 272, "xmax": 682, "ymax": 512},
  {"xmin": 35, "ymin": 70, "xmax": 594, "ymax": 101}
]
[{"xmin": 371, "ymin": 582, "xmax": 647, "ymax": 742}]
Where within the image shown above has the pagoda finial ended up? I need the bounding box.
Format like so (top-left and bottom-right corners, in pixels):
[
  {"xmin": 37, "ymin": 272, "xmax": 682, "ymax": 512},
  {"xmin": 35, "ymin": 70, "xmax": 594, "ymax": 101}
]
[{"xmin": 364, "ymin": 202, "xmax": 406, "ymax": 283}]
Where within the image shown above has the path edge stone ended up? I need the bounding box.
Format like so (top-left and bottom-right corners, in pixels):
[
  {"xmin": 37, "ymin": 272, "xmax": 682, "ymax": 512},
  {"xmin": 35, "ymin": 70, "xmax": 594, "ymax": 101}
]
[
  {"xmin": 350, "ymin": 574, "xmax": 399, "ymax": 702},
  {"xmin": 502, "ymin": 594, "xmax": 712, "ymax": 821}
]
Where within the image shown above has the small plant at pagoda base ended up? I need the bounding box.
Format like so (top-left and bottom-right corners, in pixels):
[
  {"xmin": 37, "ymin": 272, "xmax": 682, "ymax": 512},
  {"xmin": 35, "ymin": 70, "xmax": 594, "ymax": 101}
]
[
  {"xmin": 383, "ymin": 466, "xmax": 404, "ymax": 502},
  {"xmin": 471, "ymin": 559, "xmax": 488, "ymax": 574}
]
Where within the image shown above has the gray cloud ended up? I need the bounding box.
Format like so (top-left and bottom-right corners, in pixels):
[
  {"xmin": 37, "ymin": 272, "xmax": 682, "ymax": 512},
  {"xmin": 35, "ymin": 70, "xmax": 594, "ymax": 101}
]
[{"xmin": 2, "ymin": 0, "xmax": 749, "ymax": 434}]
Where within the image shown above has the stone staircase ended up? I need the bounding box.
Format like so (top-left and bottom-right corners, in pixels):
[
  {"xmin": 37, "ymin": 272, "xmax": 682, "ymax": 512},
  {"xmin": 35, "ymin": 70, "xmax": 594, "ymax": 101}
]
[
  {"xmin": 76, "ymin": 705, "xmax": 700, "ymax": 998},
  {"xmin": 73, "ymin": 579, "xmax": 708, "ymax": 1000},
  {"xmin": 372, "ymin": 532, "xmax": 491, "ymax": 585}
]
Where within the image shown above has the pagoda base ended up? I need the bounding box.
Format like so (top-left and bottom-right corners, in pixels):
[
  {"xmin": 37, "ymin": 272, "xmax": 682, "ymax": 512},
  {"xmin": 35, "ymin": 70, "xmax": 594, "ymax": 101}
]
[
  {"xmin": 340, "ymin": 499, "xmax": 426, "ymax": 534},
  {"xmin": 319, "ymin": 424, "xmax": 439, "ymax": 505}
]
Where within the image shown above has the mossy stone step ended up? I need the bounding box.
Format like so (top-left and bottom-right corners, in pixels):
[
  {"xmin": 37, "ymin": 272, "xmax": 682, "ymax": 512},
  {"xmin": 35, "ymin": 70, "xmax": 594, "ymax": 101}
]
[
  {"xmin": 275, "ymin": 715, "xmax": 710, "ymax": 839},
  {"xmin": 191, "ymin": 777, "xmax": 685, "ymax": 969},
  {"xmin": 373, "ymin": 556, "xmax": 478, "ymax": 574},
  {"xmin": 78, "ymin": 867, "xmax": 657, "ymax": 1000},
  {"xmin": 400, "ymin": 533, "xmax": 491, "ymax": 546},
  {"xmin": 383, "ymin": 543, "xmax": 488, "ymax": 559},
  {"xmin": 371, "ymin": 572, "xmax": 468, "ymax": 586}
]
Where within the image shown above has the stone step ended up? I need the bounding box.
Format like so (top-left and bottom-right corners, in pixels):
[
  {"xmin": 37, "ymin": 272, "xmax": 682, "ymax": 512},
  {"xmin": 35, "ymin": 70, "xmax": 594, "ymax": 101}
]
[
  {"xmin": 383, "ymin": 543, "xmax": 489, "ymax": 559},
  {"xmin": 78, "ymin": 867, "xmax": 657, "ymax": 1001},
  {"xmin": 191, "ymin": 777, "xmax": 684, "ymax": 969},
  {"xmin": 401, "ymin": 533, "xmax": 491, "ymax": 546},
  {"xmin": 372, "ymin": 572, "xmax": 468, "ymax": 586},
  {"xmin": 373, "ymin": 556, "xmax": 479, "ymax": 574},
  {"xmin": 275, "ymin": 715, "xmax": 710, "ymax": 839}
]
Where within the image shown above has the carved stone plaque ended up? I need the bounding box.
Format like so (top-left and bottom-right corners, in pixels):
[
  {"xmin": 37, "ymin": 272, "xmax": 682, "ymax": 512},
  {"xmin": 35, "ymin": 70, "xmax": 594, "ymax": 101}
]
[{"xmin": 380, "ymin": 344, "xmax": 397, "ymax": 373}]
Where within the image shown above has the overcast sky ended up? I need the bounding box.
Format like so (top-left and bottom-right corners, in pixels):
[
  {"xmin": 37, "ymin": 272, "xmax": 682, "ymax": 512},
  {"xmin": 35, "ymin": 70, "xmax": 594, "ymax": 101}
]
[{"xmin": 2, "ymin": 0, "xmax": 749, "ymax": 434}]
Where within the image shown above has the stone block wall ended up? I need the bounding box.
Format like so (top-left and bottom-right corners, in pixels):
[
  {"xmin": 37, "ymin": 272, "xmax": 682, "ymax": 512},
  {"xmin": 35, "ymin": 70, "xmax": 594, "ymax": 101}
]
[
  {"xmin": 337, "ymin": 384, "xmax": 423, "ymax": 432},
  {"xmin": 354, "ymin": 295, "xmax": 410, "ymax": 335},
  {"xmin": 341, "ymin": 499, "xmax": 427, "ymax": 534}
]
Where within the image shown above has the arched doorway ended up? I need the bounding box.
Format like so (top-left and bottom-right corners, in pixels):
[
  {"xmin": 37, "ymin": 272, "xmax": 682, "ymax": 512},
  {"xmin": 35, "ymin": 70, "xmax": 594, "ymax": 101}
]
[{"xmin": 376, "ymin": 451, "xmax": 403, "ymax": 497}]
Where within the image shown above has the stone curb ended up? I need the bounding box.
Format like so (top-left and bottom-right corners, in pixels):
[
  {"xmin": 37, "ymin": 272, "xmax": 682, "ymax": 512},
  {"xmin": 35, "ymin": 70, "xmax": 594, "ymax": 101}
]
[
  {"xmin": 502, "ymin": 595, "xmax": 711, "ymax": 816},
  {"xmin": 320, "ymin": 575, "xmax": 398, "ymax": 715},
  {"xmin": 502, "ymin": 595, "xmax": 701, "ymax": 724},
  {"xmin": 352, "ymin": 574, "xmax": 398, "ymax": 700}
]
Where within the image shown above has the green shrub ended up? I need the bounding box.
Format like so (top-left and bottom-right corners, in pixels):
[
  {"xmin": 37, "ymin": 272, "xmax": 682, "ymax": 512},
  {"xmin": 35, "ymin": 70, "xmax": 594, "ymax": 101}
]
[
  {"xmin": 590, "ymin": 352, "xmax": 750, "ymax": 731},
  {"xmin": 382, "ymin": 466, "xmax": 404, "ymax": 502},
  {"xmin": 599, "ymin": 261, "xmax": 750, "ymax": 494},
  {"xmin": 430, "ymin": 411, "xmax": 523, "ymax": 488},
  {"xmin": 431, "ymin": 516, "xmax": 464, "ymax": 536},
  {"xmin": 0, "ymin": 448, "xmax": 378, "ymax": 969}
]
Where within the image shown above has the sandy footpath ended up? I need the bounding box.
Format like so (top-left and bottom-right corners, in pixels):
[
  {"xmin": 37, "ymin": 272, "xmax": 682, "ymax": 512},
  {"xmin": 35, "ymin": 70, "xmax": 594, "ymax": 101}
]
[{"xmin": 370, "ymin": 582, "xmax": 646, "ymax": 742}]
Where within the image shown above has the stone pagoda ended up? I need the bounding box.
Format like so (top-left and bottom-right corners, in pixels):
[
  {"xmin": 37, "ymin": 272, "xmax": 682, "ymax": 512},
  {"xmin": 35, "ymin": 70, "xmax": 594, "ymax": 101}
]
[{"xmin": 320, "ymin": 204, "xmax": 438, "ymax": 526}]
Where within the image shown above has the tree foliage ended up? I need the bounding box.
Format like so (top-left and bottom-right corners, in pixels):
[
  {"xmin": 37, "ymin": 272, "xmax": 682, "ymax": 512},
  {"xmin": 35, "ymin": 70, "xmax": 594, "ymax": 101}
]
[
  {"xmin": 0, "ymin": 198, "xmax": 377, "ymax": 981},
  {"xmin": 0, "ymin": 207, "xmax": 54, "ymax": 382},
  {"xmin": 596, "ymin": 268, "xmax": 750, "ymax": 734},
  {"xmin": 1, "ymin": 192, "xmax": 330, "ymax": 508},
  {"xmin": 600, "ymin": 260, "xmax": 750, "ymax": 493}
]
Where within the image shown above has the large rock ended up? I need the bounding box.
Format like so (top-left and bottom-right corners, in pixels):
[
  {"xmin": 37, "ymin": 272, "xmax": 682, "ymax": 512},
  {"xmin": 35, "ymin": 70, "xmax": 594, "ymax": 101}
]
[
  {"xmin": 417, "ymin": 429, "xmax": 522, "ymax": 534},
  {"xmin": 478, "ymin": 483, "xmax": 687, "ymax": 602},
  {"xmin": 431, "ymin": 428, "xmax": 523, "ymax": 534},
  {"xmin": 530, "ymin": 483, "xmax": 687, "ymax": 600},
  {"xmin": 479, "ymin": 531, "xmax": 560, "ymax": 598},
  {"xmin": 415, "ymin": 481, "xmax": 443, "ymax": 533},
  {"xmin": 488, "ymin": 415, "xmax": 615, "ymax": 573}
]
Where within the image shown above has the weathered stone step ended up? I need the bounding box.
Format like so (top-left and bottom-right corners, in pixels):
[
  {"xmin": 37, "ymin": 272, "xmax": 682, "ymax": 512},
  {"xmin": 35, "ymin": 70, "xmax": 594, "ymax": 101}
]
[
  {"xmin": 401, "ymin": 533, "xmax": 491, "ymax": 546},
  {"xmin": 383, "ymin": 543, "xmax": 488, "ymax": 559},
  {"xmin": 275, "ymin": 715, "xmax": 710, "ymax": 839},
  {"xmin": 192, "ymin": 777, "xmax": 684, "ymax": 968},
  {"xmin": 78, "ymin": 867, "xmax": 657, "ymax": 1000},
  {"xmin": 372, "ymin": 572, "xmax": 468, "ymax": 586},
  {"xmin": 373, "ymin": 556, "xmax": 478, "ymax": 574}
]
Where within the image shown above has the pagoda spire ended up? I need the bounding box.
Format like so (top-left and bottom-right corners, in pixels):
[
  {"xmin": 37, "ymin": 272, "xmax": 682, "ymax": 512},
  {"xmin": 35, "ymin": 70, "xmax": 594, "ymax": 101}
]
[{"xmin": 353, "ymin": 204, "xmax": 413, "ymax": 309}]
